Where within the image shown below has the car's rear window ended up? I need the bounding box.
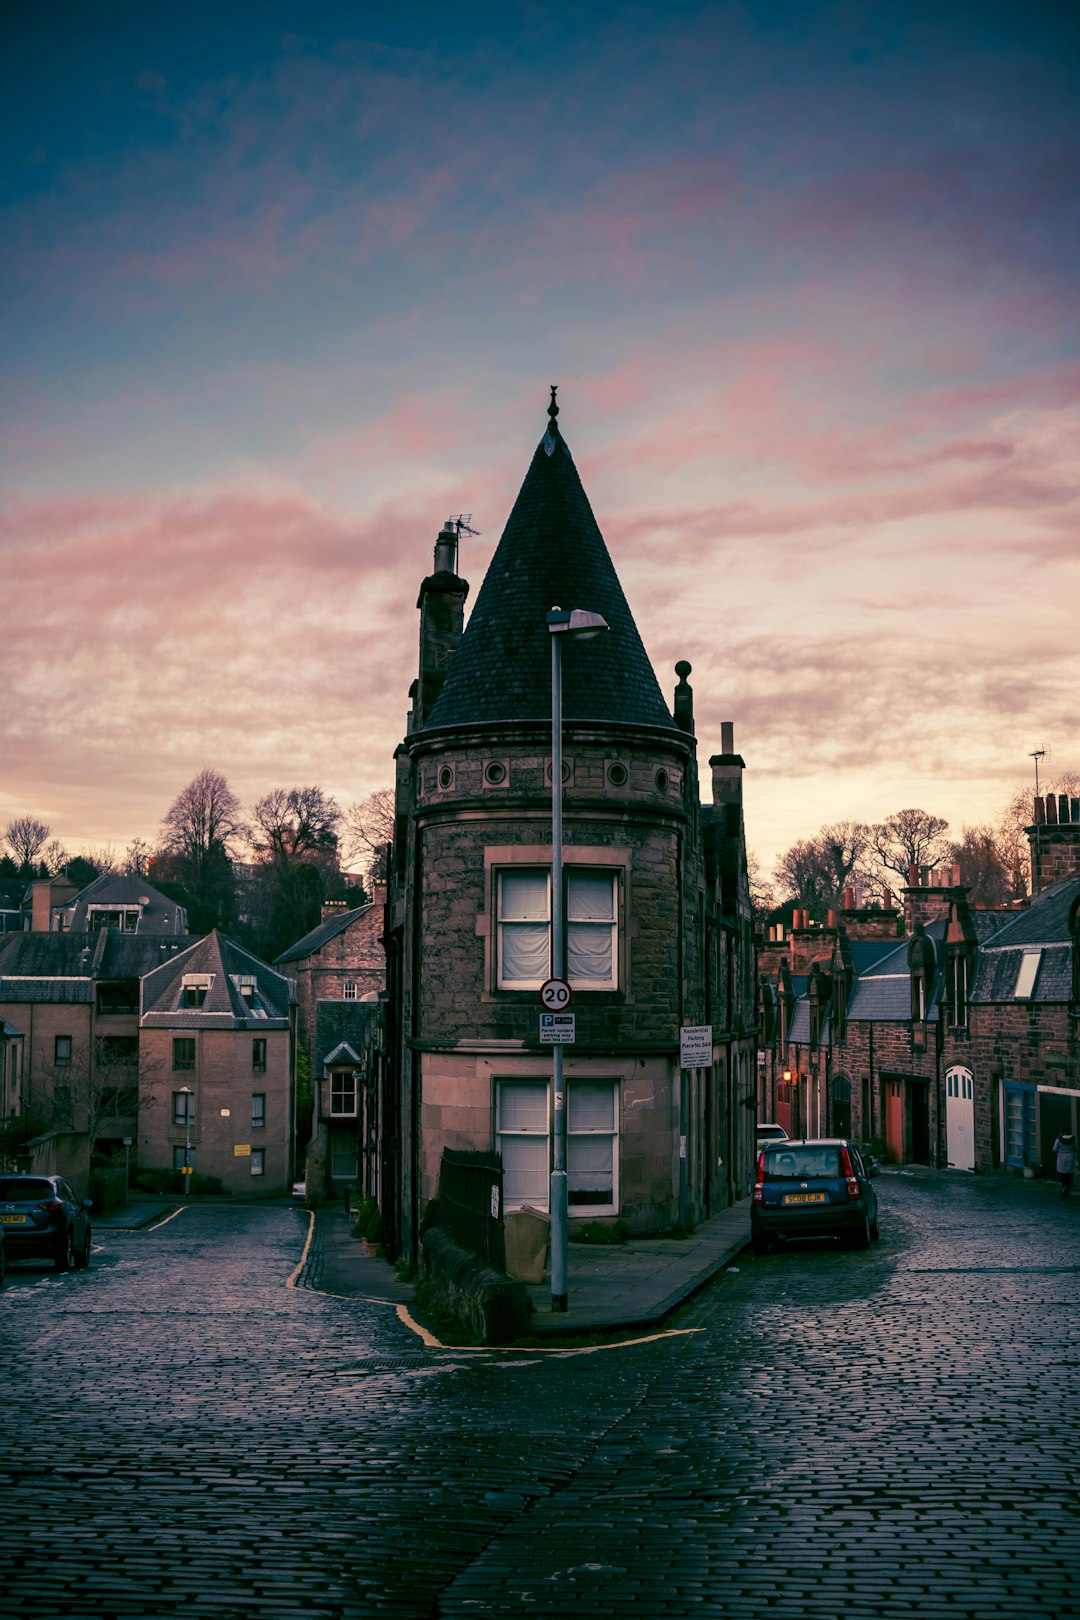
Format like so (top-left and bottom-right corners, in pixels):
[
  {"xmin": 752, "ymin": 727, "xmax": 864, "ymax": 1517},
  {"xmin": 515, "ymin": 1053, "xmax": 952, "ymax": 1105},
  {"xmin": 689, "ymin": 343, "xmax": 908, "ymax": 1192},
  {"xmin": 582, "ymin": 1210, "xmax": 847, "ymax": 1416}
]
[
  {"xmin": 0, "ymin": 1178, "xmax": 53, "ymax": 1200},
  {"xmin": 763, "ymin": 1147, "xmax": 841, "ymax": 1180}
]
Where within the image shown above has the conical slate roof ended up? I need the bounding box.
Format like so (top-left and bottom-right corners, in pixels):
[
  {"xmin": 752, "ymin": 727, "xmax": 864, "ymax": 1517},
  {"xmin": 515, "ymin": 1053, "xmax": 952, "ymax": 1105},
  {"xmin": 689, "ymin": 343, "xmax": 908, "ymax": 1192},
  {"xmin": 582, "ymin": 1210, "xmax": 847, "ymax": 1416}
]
[{"xmin": 423, "ymin": 400, "xmax": 678, "ymax": 732}]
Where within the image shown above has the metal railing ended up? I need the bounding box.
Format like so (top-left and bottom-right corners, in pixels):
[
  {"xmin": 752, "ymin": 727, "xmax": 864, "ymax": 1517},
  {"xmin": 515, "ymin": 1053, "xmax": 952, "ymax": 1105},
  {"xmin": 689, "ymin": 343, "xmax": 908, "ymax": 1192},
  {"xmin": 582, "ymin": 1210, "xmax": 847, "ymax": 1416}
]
[{"xmin": 437, "ymin": 1148, "xmax": 506, "ymax": 1273}]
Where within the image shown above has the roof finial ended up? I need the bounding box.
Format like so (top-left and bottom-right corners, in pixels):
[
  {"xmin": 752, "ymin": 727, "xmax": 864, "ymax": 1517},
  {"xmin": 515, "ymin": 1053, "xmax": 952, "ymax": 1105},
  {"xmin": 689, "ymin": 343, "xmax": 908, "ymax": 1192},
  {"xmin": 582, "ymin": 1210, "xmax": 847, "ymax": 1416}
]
[{"xmin": 548, "ymin": 384, "xmax": 559, "ymax": 421}]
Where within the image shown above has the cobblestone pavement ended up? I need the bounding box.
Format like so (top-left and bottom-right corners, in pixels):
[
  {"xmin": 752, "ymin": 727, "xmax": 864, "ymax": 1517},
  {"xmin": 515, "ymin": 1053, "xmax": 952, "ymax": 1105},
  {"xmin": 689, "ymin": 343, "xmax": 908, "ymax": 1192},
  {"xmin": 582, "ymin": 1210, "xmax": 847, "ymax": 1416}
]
[{"xmin": 2, "ymin": 1175, "xmax": 1077, "ymax": 1619}]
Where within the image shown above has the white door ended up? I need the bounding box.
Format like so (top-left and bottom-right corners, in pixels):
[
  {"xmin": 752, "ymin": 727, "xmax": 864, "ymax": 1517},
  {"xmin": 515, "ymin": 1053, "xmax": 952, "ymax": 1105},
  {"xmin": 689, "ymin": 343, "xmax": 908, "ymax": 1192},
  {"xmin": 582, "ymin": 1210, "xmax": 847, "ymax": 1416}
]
[{"xmin": 946, "ymin": 1066, "xmax": 975, "ymax": 1171}]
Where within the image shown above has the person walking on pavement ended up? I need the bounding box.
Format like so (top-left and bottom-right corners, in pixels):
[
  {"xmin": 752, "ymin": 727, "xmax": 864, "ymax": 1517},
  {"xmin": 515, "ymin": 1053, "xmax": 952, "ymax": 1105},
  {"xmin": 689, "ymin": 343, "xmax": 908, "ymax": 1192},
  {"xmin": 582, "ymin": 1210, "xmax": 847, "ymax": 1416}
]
[{"xmin": 1052, "ymin": 1130, "xmax": 1076, "ymax": 1197}]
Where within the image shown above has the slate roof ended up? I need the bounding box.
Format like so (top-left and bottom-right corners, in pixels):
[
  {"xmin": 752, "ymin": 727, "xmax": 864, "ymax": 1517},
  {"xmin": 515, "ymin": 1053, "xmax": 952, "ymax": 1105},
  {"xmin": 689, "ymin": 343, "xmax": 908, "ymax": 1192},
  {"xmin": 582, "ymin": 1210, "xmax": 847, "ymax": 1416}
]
[
  {"xmin": 969, "ymin": 875, "xmax": 1079, "ymax": 1005},
  {"xmin": 141, "ymin": 931, "xmax": 290, "ymax": 1027},
  {"xmin": 975, "ymin": 876, "xmax": 1079, "ymax": 950},
  {"xmin": 315, "ymin": 1000, "xmax": 382, "ymax": 1074},
  {"xmin": 275, "ymin": 904, "xmax": 374, "ymax": 965},
  {"xmin": 64, "ymin": 873, "xmax": 187, "ymax": 934},
  {"xmin": 423, "ymin": 402, "xmax": 678, "ymax": 734},
  {"xmin": 0, "ymin": 932, "xmax": 96, "ymax": 1001},
  {"xmin": 0, "ymin": 931, "xmax": 193, "ymax": 1001}
]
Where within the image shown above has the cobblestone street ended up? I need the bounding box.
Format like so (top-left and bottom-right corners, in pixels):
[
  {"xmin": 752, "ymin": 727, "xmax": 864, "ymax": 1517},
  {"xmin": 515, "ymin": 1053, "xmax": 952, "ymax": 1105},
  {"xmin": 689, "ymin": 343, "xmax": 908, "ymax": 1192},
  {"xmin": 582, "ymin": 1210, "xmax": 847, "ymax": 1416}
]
[{"xmin": 2, "ymin": 1172, "xmax": 1077, "ymax": 1619}]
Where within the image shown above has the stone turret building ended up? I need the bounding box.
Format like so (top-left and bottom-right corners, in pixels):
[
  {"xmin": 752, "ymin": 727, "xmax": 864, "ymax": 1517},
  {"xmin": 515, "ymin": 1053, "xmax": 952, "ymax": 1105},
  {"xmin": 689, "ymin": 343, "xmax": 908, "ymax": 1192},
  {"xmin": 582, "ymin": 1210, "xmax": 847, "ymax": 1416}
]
[{"xmin": 382, "ymin": 395, "xmax": 757, "ymax": 1262}]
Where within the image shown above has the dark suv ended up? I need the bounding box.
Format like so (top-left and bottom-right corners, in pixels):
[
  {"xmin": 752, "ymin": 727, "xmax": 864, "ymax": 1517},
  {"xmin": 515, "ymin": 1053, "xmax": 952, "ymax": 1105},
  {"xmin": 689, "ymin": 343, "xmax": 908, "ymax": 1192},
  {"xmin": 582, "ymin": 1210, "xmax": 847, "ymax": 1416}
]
[
  {"xmin": 0, "ymin": 1175, "xmax": 93, "ymax": 1271},
  {"xmin": 751, "ymin": 1138, "xmax": 879, "ymax": 1255}
]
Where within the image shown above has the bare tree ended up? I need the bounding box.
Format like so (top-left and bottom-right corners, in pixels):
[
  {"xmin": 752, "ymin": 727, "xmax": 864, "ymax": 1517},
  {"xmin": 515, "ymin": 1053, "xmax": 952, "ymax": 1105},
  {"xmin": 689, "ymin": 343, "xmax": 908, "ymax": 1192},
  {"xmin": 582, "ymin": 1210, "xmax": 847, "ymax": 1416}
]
[
  {"xmin": 251, "ymin": 787, "xmax": 341, "ymax": 866},
  {"xmin": 123, "ymin": 838, "xmax": 151, "ymax": 877},
  {"xmin": 774, "ymin": 821, "xmax": 870, "ymax": 921},
  {"xmin": 746, "ymin": 851, "xmax": 776, "ymax": 923},
  {"xmin": 80, "ymin": 844, "xmax": 119, "ymax": 875},
  {"xmin": 161, "ymin": 769, "xmax": 246, "ymax": 867},
  {"xmin": 159, "ymin": 769, "xmax": 246, "ymax": 930},
  {"xmin": 869, "ymin": 809, "xmax": 950, "ymax": 883},
  {"xmin": 947, "ymin": 826, "xmax": 1015, "ymax": 908},
  {"xmin": 41, "ymin": 838, "xmax": 71, "ymax": 875},
  {"xmin": 775, "ymin": 838, "xmax": 834, "ymax": 920},
  {"xmin": 5, "ymin": 815, "xmax": 51, "ymax": 871},
  {"xmin": 343, "ymin": 788, "xmax": 395, "ymax": 881}
]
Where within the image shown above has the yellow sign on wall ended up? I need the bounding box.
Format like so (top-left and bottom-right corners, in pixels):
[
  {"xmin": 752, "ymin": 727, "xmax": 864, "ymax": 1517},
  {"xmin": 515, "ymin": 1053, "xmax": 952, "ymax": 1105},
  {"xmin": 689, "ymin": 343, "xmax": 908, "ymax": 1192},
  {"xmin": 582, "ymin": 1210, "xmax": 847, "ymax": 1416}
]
[{"xmin": 233, "ymin": 1144, "xmax": 251, "ymax": 1157}]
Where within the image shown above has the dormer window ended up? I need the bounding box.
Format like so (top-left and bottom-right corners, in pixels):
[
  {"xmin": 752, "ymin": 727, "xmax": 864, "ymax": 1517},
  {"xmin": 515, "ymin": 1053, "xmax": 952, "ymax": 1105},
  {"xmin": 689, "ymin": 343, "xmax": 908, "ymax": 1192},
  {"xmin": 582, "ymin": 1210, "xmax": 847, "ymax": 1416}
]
[
  {"xmin": 908, "ymin": 928, "xmax": 935, "ymax": 1024},
  {"xmin": 1014, "ymin": 951, "xmax": 1041, "ymax": 1000},
  {"xmin": 232, "ymin": 974, "xmax": 258, "ymax": 1008},
  {"xmin": 946, "ymin": 951, "xmax": 969, "ymax": 1028},
  {"xmin": 182, "ymin": 973, "xmax": 213, "ymax": 1008},
  {"xmin": 87, "ymin": 905, "xmax": 140, "ymax": 932}
]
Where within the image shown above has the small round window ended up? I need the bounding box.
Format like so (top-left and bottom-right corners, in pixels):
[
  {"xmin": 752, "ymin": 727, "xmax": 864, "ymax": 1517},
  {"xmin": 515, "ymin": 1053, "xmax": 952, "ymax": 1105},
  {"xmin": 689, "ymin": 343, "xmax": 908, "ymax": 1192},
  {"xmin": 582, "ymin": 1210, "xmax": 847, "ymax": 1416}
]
[
  {"xmin": 438, "ymin": 765, "xmax": 454, "ymax": 791},
  {"xmin": 655, "ymin": 768, "xmax": 669, "ymax": 793},
  {"xmin": 485, "ymin": 761, "xmax": 507, "ymax": 786},
  {"xmin": 607, "ymin": 762, "xmax": 628, "ymax": 787}
]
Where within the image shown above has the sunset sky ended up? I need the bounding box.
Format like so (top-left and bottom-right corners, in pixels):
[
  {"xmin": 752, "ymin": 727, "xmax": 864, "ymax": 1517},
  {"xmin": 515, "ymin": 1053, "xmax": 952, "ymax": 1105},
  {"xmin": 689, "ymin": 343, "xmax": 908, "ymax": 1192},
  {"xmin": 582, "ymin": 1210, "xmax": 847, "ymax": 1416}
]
[{"xmin": 3, "ymin": 0, "xmax": 1078, "ymax": 883}]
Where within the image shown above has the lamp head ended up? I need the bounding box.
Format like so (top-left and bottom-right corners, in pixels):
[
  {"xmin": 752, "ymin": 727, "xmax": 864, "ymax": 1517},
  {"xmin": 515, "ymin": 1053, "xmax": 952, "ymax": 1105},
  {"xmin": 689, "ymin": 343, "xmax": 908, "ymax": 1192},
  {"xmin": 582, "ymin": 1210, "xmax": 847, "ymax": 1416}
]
[{"xmin": 547, "ymin": 606, "xmax": 609, "ymax": 640}]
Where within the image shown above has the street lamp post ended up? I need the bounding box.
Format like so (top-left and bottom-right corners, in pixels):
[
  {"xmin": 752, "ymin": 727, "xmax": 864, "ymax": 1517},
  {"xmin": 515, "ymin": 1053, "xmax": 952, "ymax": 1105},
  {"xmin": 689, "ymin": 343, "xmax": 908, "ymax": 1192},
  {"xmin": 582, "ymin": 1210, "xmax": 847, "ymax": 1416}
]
[
  {"xmin": 180, "ymin": 1086, "xmax": 193, "ymax": 1196},
  {"xmin": 546, "ymin": 606, "xmax": 608, "ymax": 1311}
]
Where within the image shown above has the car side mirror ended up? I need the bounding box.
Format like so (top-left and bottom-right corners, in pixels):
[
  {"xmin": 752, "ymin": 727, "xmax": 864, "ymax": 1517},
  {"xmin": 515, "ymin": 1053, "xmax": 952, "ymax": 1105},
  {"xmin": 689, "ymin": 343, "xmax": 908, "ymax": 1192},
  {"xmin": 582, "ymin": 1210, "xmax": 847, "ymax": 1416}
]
[{"xmin": 82, "ymin": 1199, "xmax": 94, "ymax": 1210}]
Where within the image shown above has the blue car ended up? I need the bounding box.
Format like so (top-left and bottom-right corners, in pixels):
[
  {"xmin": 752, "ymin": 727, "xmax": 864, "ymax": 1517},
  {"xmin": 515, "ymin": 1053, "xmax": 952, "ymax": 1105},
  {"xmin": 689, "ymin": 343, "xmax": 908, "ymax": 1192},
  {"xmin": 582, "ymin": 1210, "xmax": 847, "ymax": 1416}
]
[
  {"xmin": 0, "ymin": 1174, "xmax": 93, "ymax": 1272},
  {"xmin": 751, "ymin": 1137, "xmax": 879, "ymax": 1255}
]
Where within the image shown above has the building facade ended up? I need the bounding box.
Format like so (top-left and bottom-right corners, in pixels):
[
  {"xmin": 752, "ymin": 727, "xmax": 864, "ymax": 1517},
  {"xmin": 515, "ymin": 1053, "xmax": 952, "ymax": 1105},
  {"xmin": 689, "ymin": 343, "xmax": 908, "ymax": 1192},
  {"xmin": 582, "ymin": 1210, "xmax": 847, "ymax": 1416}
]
[
  {"xmin": 763, "ymin": 797, "xmax": 1080, "ymax": 1176},
  {"xmin": 382, "ymin": 397, "xmax": 756, "ymax": 1262}
]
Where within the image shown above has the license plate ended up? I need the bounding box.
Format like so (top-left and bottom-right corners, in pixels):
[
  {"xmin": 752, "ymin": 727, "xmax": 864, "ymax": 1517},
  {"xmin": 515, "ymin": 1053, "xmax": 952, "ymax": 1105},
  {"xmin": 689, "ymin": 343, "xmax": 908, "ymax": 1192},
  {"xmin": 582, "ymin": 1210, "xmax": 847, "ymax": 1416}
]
[
  {"xmin": 1, "ymin": 1213, "xmax": 28, "ymax": 1224},
  {"xmin": 782, "ymin": 1192, "xmax": 826, "ymax": 1205}
]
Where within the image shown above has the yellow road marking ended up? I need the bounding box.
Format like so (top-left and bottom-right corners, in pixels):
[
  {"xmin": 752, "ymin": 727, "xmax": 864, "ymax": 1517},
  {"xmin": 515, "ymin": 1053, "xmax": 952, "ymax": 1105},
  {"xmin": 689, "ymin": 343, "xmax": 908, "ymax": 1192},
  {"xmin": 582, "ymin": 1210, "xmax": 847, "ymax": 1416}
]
[
  {"xmin": 147, "ymin": 1206, "xmax": 188, "ymax": 1232},
  {"xmin": 285, "ymin": 1207, "xmax": 315, "ymax": 1288}
]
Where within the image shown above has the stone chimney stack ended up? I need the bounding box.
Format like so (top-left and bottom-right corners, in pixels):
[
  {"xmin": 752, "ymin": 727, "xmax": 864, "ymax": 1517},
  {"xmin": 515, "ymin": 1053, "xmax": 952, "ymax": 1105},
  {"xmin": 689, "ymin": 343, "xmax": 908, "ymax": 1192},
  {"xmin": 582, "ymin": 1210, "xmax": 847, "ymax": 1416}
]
[
  {"xmin": 902, "ymin": 864, "xmax": 967, "ymax": 934},
  {"xmin": 416, "ymin": 522, "xmax": 469, "ymax": 728},
  {"xmin": 710, "ymin": 722, "xmax": 743, "ymax": 810},
  {"xmin": 1027, "ymin": 793, "xmax": 1080, "ymax": 894},
  {"xmin": 30, "ymin": 875, "xmax": 78, "ymax": 932}
]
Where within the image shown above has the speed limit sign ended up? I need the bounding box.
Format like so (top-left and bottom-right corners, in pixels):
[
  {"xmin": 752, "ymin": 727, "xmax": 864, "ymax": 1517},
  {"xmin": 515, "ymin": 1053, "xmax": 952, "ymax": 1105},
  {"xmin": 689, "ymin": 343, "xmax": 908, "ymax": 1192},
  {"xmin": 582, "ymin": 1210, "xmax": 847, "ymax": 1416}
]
[{"xmin": 540, "ymin": 977, "xmax": 573, "ymax": 1011}]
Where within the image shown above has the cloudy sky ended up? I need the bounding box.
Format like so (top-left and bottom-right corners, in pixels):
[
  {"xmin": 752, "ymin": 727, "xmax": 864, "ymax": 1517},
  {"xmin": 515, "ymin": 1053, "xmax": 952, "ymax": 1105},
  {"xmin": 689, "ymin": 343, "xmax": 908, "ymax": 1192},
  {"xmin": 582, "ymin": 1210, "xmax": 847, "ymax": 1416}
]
[{"xmin": 3, "ymin": 0, "xmax": 1078, "ymax": 880}]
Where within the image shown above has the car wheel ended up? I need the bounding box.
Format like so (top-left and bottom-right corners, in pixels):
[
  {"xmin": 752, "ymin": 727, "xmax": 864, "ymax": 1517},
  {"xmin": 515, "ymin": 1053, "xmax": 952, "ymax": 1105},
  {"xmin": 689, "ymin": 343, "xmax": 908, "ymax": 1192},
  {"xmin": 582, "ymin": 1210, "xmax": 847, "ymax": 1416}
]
[
  {"xmin": 75, "ymin": 1228, "xmax": 92, "ymax": 1269},
  {"xmin": 55, "ymin": 1227, "xmax": 75, "ymax": 1272},
  {"xmin": 751, "ymin": 1233, "xmax": 770, "ymax": 1257},
  {"xmin": 870, "ymin": 1216, "xmax": 880, "ymax": 1242},
  {"xmin": 851, "ymin": 1213, "xmax": 871, "ymax": 1251}
]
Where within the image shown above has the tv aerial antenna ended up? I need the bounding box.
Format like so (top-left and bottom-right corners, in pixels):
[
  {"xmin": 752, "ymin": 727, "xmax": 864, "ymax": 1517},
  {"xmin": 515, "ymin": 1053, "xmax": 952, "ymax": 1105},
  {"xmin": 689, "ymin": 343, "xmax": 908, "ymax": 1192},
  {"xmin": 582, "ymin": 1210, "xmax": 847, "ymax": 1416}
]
[{"xmin": 446, "ymin": 514, "xmax": 480, "ymax": 538}]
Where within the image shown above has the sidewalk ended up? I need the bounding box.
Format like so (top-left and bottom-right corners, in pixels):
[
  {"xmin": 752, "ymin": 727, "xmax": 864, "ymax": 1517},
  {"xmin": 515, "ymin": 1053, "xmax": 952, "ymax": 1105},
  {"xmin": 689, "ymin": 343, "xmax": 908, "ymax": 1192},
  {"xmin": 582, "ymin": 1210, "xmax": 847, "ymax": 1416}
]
[
  {"xmin": 306, "ymin": 1197, "xmax": 752, "ymax": 1341},
  {"xmin": 525, "ymin": 1200, "xmax": 751, "ymax": 1337}
]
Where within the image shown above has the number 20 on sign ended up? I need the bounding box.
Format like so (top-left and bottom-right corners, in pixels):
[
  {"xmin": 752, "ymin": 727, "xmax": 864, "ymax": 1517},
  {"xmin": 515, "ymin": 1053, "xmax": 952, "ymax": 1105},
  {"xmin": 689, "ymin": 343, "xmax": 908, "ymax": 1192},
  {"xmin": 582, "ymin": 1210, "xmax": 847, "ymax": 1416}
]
[{"xmin": 540, "ymin": 978, "xmax": 572, "ymax": 1010}]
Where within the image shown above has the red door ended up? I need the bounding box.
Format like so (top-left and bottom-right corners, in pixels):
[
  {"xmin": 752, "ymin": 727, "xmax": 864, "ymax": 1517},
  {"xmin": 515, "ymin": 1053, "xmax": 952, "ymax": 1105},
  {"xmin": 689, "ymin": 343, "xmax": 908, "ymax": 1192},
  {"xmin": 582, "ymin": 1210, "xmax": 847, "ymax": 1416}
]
[{"xmin": 885, "ymin": 1080, "xmax": 904, "ymax": 1164}]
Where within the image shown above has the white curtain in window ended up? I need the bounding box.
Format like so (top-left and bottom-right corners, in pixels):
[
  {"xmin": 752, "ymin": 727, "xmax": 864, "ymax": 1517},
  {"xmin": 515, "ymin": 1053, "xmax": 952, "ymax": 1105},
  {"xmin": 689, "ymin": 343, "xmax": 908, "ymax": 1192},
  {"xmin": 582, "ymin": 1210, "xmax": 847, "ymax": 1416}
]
[
  {"xmin": 568, "ymin": 871, "xmax": 614, "ymax": 920},
  {"xmin": 500, "ymin": 871, "xmax": 550, "ymax": 984},
  {"xmin": 567, "ymin": 924, "xmax": 612, "ymax": 983},
  {"xmin": 568, "ymin": 1136, "xmax": 613, "ymax": 1201},
  {"xmin": 499, "ymin": 1135, "xmax": 549, "ymax": 1206},
  {"xmin": 567, "ymin": 872, "xmax": 614, "ymax": 983},
  {"xmin": 498, "ymin": 1082, "xmax": 548, "ymax": 1131},
  {"xmin": 568, "ymin": 1082, "xmax": 614, "ymax": 1130}
]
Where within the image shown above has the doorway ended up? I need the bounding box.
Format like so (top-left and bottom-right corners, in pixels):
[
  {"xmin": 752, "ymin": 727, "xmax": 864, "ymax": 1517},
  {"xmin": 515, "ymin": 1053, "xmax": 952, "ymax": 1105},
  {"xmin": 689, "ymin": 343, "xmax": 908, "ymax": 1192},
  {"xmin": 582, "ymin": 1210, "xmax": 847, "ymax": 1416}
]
[{"xmin": 945, "ymin": 1066, "xmax": 975, "ymax": 1171}]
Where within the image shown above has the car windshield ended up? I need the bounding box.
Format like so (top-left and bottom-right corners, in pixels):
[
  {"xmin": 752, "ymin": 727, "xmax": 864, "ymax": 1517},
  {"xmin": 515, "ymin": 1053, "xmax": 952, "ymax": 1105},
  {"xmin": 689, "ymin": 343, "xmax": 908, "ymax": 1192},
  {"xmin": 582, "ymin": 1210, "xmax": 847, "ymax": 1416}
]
[
  {"xmin": 763, "ymin": 1147, "xmax": 842, "ymax": 1180},
  {"xmin": 0, "ymin": 1178, "xmax": 54, "ymax": 1200}
]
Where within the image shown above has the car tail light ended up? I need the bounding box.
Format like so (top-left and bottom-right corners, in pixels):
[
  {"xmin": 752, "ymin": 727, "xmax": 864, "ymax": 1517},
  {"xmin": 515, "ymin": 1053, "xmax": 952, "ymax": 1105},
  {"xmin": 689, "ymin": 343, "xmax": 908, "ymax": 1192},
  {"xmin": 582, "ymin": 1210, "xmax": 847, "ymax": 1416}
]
[
  {"xmin": 753, "ymin": 1153, "xmax": 764, "ymax": 1205},
  {"xmin": 38, "ymin": 1200, "xmax": 64, "ymax": 1213},
  {"xmin": 839, "ymin": 1147, "xmax": 859, "ymax": 1200}
]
